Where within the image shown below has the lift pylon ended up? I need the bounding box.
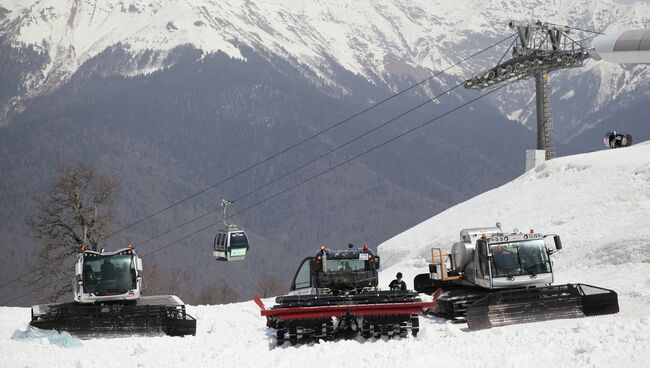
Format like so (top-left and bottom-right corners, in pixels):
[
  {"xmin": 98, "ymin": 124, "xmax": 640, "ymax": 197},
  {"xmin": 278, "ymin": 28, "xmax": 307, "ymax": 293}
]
[{"xmin": 465, "ymin": 21, "xmax": 595, "ymax": 159}]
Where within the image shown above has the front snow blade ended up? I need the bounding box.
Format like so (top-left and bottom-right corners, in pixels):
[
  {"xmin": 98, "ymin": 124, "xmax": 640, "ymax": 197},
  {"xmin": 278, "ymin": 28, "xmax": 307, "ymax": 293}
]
[{"xmin": 466, "ymin": 283, "xmax": 619, "ymax": 330}]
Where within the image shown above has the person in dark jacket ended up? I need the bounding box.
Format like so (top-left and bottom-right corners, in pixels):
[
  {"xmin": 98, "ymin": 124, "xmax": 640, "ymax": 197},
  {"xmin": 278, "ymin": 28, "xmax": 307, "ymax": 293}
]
[{"xmin": 389, "ymin": 272, "xmax": 407, "ymax": 291}]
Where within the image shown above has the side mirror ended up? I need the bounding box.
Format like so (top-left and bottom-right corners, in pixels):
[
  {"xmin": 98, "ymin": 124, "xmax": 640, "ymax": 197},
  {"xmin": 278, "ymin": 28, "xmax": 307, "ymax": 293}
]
[
  {"xmin": 429, "ymin": 264, "xmax": 437, "ymax": 274},
  {"xmin": 553, "ymin": 235, "xmax": 563, "ymax": 251},
  {"xmin": 374, "ymin": 256, "xmax": 380, "ymax": 269},
  {"xmin": 75, "ymin": 262, "xmax": 83, "ymax": 276}
]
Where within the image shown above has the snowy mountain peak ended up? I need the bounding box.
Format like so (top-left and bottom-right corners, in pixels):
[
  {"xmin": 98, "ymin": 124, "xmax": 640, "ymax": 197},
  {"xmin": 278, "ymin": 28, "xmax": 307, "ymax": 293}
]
[
  {"xmin": 3, "ymin": 0, "xmax": 649, "ymax": 89},
  {"xmin": 1, "ymin": 0, "xmax": 649, "ymax": 134}
]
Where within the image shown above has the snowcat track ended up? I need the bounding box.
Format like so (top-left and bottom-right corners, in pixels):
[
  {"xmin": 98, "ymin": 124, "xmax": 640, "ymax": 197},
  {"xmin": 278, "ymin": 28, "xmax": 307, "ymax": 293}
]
[
  {"xmin": 30, "ymin": 296, "xmax": 196, "ymax": 338},
  {"xmin": 434, "ymin": 292, "xmax": 486, "ymax": 320},
  {"xmin": 359, "ymin": 313, "xmax": 420, "ymax": 339},
  {"xmin": 466, "ymin": 283, "xmax": 619, "ymax": 330},
  {"xmin": 274, "ymin": 313, "xmax": 420, "ymax": 345},
  {"xmin": 275, "ymin": 318, "xmax": 335, "ymax": 345},
  {"xmin": 414, "ymin": 274, "xmax": 488, "ymax": 320}
]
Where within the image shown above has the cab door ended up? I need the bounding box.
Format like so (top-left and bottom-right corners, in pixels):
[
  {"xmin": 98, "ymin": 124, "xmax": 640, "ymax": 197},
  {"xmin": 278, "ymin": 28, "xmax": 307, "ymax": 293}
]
[
  {"xmin": 289, "ymin": 257, "xmax": 314, "ymax": 295},
  {"xmin": 474, "ymin": 239, "xmax": 492, "ymax": 288},
  {"xmin": 216, "ymin": 233, "xmax": 225, "ymax": 251}
]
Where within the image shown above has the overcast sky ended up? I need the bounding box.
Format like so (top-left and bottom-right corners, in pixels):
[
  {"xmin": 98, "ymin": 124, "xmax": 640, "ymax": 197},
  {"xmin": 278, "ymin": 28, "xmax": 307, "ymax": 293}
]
[{"xmin": 615, "ymin": 0, "xmax": 649, "ymax": 4}]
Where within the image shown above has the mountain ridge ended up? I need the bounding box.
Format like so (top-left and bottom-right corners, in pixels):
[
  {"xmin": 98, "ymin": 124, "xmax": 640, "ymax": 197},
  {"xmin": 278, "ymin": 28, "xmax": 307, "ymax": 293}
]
[{"xmin": 1, "ymin": 0, "xmax": 649, "ymax": 137}]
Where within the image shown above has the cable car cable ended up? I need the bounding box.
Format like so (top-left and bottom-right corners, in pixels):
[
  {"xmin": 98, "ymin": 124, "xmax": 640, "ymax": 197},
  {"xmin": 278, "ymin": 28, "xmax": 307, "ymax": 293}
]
[
  {"xmin": 126, "ymin": 36, "xmax": 518, "ymax": 249},
  {"xmin": 228, "ymin": 85, "xmax": 465, "ymax": 205},
  {"xmin": 0, "ymin": 34, "xmax": 516, "ymax": 293},
  {"xmin": 141, "ymin": 83, "xmax": 511, "ymax": 259},
  {"xmin": 137, "ymin": 81, "xmax": 464, "ymax": 248},
  {"xmin": 101, "ymin": 33, "xmax": 516, "ymax": 240}
]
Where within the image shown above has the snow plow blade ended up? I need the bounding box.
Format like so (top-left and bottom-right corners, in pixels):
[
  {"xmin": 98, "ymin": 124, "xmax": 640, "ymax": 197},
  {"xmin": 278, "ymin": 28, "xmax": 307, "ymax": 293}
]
[
  {"xmin": 466, "ymin": 283, "xmax": 619, "ymax": 330},
  {"xmin": 30, "ymin": 295, "xmax": 196, "ymax": 338}
]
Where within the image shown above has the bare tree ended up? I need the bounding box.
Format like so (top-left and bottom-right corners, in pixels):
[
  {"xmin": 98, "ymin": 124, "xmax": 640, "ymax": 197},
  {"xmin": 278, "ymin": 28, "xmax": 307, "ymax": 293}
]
[
  {"xmin": 25, "ymin": 164, "xmax": 119, "ymax": 301},
  {"xmin": 215, "ymin": 283, "xmax": 240, "ymax": 304},
  {"xmin": 256, "ymin": 272, "xmax": 285, "ymax": 298},
  {"xmin": 192, "ymin": 281, "xmax": 241, "ymax": 305},
  {"xmin": 165, "ymin": 266, "xmax": 193, "ymax": 298},
  {"xmin": 141, "ymin": 260, "xmax": 162, "ymax": 295},
  {"xmin": 194, "ymin": 284, "xmax": 220, "ymax": 305}
]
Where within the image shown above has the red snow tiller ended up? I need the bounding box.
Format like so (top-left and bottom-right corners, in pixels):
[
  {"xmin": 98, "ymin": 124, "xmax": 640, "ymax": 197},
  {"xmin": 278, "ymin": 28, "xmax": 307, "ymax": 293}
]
[{"xmin": 254, "ymin": 244, "xmax": 441, "ymax": 346}]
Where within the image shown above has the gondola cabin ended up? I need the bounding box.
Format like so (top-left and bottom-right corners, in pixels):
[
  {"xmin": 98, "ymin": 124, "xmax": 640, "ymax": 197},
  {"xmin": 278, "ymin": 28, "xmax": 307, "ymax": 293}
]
[
  {"xmin": 603, "ymin": 131, "xmax": 632, "ymax": 148},
  {"xmin": 213, "ymin": 225, "xmax": 249, "ymax": 261}
]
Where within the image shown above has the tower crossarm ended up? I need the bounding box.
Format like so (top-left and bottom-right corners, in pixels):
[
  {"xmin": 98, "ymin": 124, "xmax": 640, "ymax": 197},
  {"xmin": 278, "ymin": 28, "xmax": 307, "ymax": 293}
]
[{"xmin": 464, "ymin": 21, "xmax": 590, "ymax": 90}]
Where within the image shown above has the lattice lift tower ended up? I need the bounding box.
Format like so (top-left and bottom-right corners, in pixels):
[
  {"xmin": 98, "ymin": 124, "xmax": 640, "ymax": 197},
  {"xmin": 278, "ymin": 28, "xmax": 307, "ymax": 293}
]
[{"xmin": 464, "ymin": 21, "xmax": 594, "ymax": 160}]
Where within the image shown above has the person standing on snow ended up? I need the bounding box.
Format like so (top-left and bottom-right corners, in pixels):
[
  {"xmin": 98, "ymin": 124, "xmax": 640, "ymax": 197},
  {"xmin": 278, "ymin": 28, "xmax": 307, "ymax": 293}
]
[{"xmin": 389, "ymin": 272, "xmax": 407, "ymax": 291}]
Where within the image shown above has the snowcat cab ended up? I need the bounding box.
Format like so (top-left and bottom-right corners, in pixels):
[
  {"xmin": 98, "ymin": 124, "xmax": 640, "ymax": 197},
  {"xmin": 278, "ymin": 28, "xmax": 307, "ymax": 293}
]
[
  {"xmin": 213, "ymin": 199, "xmax": 249, "ymax": 262},
  {"xmin": 604, "ymin": 131, "xmax": 632, "ymax": 148},
  {"xmin": 414, "ymin": 224, "xmax": 619, "ymax": 330},
  {"xmin": 289, "ymin": 244, "xmax": 380, "ymax": 295},
  {"xmin": 427, "ymin": 230, "xmax": 558, "ymax": 290},
  {"xmin": 254, "ymin": 244, "xmax": 441, "ymax": 346},
  {"xmin": 73, "ymin": 245, "xmax": 143, "ymax": 303}
]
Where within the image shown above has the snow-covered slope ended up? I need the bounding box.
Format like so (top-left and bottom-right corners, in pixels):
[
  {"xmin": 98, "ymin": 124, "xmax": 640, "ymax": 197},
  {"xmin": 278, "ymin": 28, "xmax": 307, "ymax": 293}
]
[
  {"xmin": 377, "ymin": 140, "xmax": 650, "ymax": 361},
  {"xmin": 378, "ymin": 140, "xmax": 650, "ymax": 279},
  {"xmin": 2, "ymin": 0, "xmax": 649, "ymax": 123},
  {"xmin": 1, "ymin": 141, "xmax": 650, "ymax": 368}
]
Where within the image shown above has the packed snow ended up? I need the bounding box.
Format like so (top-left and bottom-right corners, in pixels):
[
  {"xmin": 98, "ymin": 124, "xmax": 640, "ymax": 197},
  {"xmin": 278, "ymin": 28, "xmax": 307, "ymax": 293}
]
[{"xmin": 1, "ymin": 141, "xmax": 649, "ymax": 367}]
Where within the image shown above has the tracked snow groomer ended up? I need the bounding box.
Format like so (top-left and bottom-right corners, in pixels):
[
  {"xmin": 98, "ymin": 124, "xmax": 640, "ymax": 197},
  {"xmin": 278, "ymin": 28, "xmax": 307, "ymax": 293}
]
[
  {"xmin": 414, "ymin": 225, "xmax": 619, "ymax": 329},
  {"xmin": 255, "ymin": 244, "xmax": 440, "ymax": 346},
  {"xmin": 30, "ymin": 245, "xmax": 196, "ymax": 338}
]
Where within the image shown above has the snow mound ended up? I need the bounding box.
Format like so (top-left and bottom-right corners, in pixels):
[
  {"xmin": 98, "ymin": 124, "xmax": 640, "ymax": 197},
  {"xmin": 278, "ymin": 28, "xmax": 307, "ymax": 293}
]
[{"xmin": 12, "ymin": 326, "xmax": 82, "ymax": 348}]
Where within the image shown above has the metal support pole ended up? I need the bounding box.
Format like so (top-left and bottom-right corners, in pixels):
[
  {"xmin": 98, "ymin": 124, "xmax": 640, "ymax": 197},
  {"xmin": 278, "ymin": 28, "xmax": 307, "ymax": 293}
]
[
  {"xmin": 464, "ymin": 22, "xmax": 586, "ymax": 160},
  {"xmin": 221, "ymin": 199, "xmax": 231, "ymax": 227},
  {"xmin": 534, "ymin": 71, "xmax": 548, "ymax": 152}
]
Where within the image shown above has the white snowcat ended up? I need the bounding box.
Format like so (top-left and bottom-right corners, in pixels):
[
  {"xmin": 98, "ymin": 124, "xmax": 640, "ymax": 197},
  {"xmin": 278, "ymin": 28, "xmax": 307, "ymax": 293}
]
[
  {"xmin": 414, "ymin": 225, "xmax": 619, "ymax": 329},
  {"xmin": 30, "ymin": 245, "xmax": 196, "ymax": 338}
]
